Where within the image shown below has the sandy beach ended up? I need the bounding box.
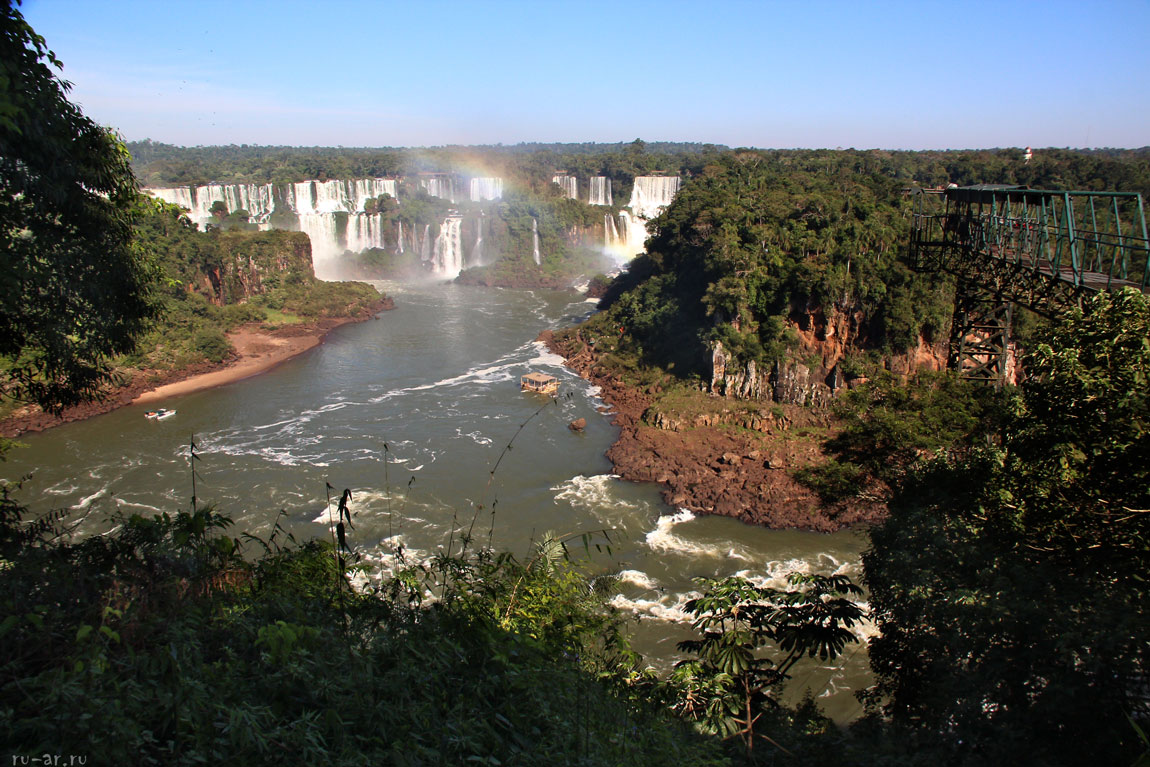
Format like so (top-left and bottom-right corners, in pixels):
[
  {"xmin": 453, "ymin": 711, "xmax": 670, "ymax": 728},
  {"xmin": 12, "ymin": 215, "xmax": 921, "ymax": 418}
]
[
  {"xmin": 132, "ymin": 328, "xmax": 321, "ymax": 405},
  {"xmin": 0, "ymin": 307, "xmax": 385, "ymax": 438}
]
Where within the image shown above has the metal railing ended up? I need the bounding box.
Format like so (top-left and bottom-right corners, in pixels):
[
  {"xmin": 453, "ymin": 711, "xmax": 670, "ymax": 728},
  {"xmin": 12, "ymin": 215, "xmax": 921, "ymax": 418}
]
[{"xmin": 911, "ymin": 187, "xmax": 1150, "ymax": 293}]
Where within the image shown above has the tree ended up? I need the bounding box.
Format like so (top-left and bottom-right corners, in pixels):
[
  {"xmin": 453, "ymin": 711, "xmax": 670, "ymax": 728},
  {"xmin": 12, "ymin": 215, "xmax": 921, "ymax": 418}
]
[
  {"xmin": 669, "ymin": 572, "xmax": 864, "ymax": 758},
  {"xmin": 0, "ymin": 1, "xmax": 157, "ymax": 413},
  {"xmin": 864, "ymin": 288, "xmax": 1150, "ymax": 766}
]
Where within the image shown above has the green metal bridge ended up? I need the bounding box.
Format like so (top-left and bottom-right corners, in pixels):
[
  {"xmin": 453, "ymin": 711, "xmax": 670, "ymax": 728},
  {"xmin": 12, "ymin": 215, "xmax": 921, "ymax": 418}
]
[{"xmin": 909, "ymin": 185, "xmax": 1150, "ymax": 383}]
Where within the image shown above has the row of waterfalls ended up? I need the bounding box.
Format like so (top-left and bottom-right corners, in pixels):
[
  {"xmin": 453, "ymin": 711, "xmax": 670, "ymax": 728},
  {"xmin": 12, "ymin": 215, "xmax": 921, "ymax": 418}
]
[{"xmin": 146, "ymin": 175, "xmax": 682, "ymax": 276}]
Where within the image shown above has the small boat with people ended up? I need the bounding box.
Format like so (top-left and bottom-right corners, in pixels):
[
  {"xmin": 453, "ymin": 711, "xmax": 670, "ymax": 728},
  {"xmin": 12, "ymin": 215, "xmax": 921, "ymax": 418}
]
[
  {"xmin": 145, "ymin": 408, "xmax": 177, "ymax": 421},
  {"xmin": 520, "ymin": 372, "xmax": 559, "ymax": 395}
]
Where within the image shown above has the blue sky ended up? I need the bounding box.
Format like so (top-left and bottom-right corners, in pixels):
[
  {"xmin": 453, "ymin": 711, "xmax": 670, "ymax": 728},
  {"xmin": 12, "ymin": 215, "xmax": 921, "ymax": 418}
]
[{"xmin": 21, "ymin": 0, "xmax": 1150, "ymax": 149}]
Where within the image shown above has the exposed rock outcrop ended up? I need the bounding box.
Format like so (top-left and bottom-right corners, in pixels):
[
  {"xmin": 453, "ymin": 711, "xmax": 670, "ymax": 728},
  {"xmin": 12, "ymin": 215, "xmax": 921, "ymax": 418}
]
[
  {"xmin": 541, "ymin": 328, "xmax": 886, "ymax": 532},
  {"xmin": 710, "ymin": 304, "xmax": 949, "ymax": 405}
]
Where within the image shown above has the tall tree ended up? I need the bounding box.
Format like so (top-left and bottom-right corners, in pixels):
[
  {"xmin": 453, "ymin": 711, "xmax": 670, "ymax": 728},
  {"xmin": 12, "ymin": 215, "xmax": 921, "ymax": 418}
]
[
  {"xmin": 0, "ymin": 0, "xmax": 157, "ymax": 413},
  {"xmin": 864, "ymin": 288, "xmax": 1150, "ymax": 766}
]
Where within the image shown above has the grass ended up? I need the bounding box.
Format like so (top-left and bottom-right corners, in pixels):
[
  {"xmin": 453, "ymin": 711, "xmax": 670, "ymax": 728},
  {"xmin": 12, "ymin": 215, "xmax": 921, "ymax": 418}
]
[{"xmin": 260, "ymin": 308, "xmax": 304, "ymax": 328}]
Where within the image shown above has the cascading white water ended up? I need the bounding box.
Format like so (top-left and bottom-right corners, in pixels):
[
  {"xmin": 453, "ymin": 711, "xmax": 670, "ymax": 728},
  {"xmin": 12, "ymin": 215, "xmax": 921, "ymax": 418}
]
[
  {"xmin": 628, "ymin": 176, "xmax": 681, "ymax": 219},
  {"xmin": 297, "ymin": 213, "xmax": 344, "ymax": 269},
  {"xmin": 149, "ymin": 178, "xmax": 401, "ymax": 272},
  {"xmin": 602, "ymin": 176, "xmax": 682, "ymax": 261},
  {"xmin": 351, "ymin": 179, "xmax": 397, "ymax": 211},
  {"xmin": 432, "ymin": 217, "xmax": 465, "ymax": 277},
  {"xmin": 147, "ymin": 187, "xmax": 195, "ymax": 213},
  {"xmin": 552, "ymin": 175, "xmax": 578, "ymax": 200},
  {"xmin": 469, "ymin": 177, "xmax": 503, "ymax": 202},
  {"xmin": 618, "ymin": 212, "xmax": 647, "ymax": 256},
  {"xmin": 420, "ymin": 224, "xmax": 432, "ymax": 262},
  {"xmin": 420, "ymin": 178, "xmax": 456, "ymax": 202},
  {"xmin": 531, "ymin": 218, "xmax": 541, "ymax": 265},
  {"xmin": 396, "ymin": 221, "xmax": 405, "ymax": 254},
  {"xmin": 346, "ymin": 213, "xmax": 388, "ymax": 253},
  {"xmin": 604, "ymin": 212, "xmax": 646, "ymax": 260},
  {"xmin": 146, "ymin": 184, "xmax": 275, "ymax": 226},
  {"xmin": 604, "ymin": 213, "xmax": 620, "ymax": 246},
  {"xmin": 588, "ymin": 176, "xmax": 613, "ymax": 206}
]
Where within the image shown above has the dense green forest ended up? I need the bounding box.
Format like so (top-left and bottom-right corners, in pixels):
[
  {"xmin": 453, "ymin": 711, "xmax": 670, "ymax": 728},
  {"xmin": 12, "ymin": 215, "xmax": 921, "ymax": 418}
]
[{"xmin": 5, "ymin": 2, "xmax": 1150, "ymax": 763}]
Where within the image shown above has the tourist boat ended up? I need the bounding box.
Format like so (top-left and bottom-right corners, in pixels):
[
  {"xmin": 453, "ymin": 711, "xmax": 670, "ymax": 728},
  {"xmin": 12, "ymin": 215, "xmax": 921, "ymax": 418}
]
[
  {"xmin": 145, "ymin": 408, "xmax": 177, "ymax": 420},
  {"xmin": 520, "ymin": 372, "xmax": 558, "ymax": 395}
]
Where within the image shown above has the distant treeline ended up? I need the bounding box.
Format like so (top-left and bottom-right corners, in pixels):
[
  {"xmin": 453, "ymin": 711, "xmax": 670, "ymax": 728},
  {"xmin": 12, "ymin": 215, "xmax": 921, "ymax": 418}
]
[
  {"xmin": 127, "ymin": 139, "xmax": 726, "ymax": 189},
  {"xmin": 129, "ymin": 140, "xmax": 1150, "ymax": 198}
]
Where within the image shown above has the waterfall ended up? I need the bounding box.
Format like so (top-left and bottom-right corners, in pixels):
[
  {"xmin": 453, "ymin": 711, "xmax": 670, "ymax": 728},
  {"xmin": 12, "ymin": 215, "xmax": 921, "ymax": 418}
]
[
  {"xmin": 628, "ymin": 176, "xmax": 681, "ymax": 219},
  {"xmin": 288, "ymin": 178, "xmax": 398, "ymax": 215},
  {"xmin": 297, "ymin": 213, "xmax": 344, "ymax": 265},
  {"xmin": 420, "ymin": 224, "xmax": 432, "ymax": 262},
  {"xmin": 147, "ymin": 183, "xmax": 274, "ymax": 226},
  {"xmin": 351, "ymin": 179, "xmax": 397, "ymax": 211},
  {"xmin": 147, "ymin": 187, "xmax": 195, "ymax": 213},
  {"xmin": 433, "ymin": 216, "xmax": 464, "ymax": 277},
  {"xmin": 604, "ymin": 213, "xmax": 620, "ymax": 247},
  {"xmin": 346, "ymin": 213, "xmax": 387, "ymax": 253},
  {"xmin": 532, "ymin": 218, "xmax": 541, "ymax": 265},
  {"xmin": 396, "ymin": 221, "xmax": 404, "ymax": 254},
  {"xmin": 619, "ymin": 212, "xmax": 648, "ymax": 255},
  {"xmin": 588, "ymin": 177, "xmax": 613, "ymax": 206},
  {"xmin": 471, "ymin": 216, "xmax": 484, "ymax": 265},
  {"xmin": 552, "ymin": 175, "xmax": 578, "ymax": 200},
  {"xmin": 605, "ymin": 212, "xmax": 650, "ymax": 262},
  {"xmin": 420, "ymin": 178, "xmax": 456, "ymax": 202},
  {"xmin": 469, "ymin": 177, "xmax": 503, "ymax": 202},
  {"xmin": 599, "ymin": 176, "xmax": 682, "ymax": 262}
]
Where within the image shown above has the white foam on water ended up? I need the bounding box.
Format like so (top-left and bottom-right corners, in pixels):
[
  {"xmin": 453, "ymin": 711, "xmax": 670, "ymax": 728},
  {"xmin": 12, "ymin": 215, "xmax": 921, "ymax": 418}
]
[
  {"xmin": 312, "ymin": 506, "xmax": 340, "ymax": 526},
  {"xmin": 617, "ymin": 569, "xmax": 658, "ymax": 589},
  {"xmin": 71, "ymin": 487, "xmax": 108, "ymax": 510},
  {"xmin": 114, "ymin": 499, "xmax": 163, "ymax": 514},
  {"xmin": 399, "ymin": 353, "xmax": 525, "ymax": 392},
  {"xmin": 44, "ymin": 482, "xmax": 80, "ymax": 496},
  {"xmin": 644, "ymin": 509, "xmax": 750, "ymax": 560},
  {"xmin": 609, "ymin": 590, "xmax": 701, "ymax": 623},
  {"xmin": 551, "ymin": 474, "xmax": 636, "ymax": 523},
  {"xmin": 731, "ymin": 556, "xmax": 874, "ymax": 641},
  {"xmin": 456, "ymin": 429, "xmax": 493, "ymax": 446},
  {"xmin": 528, "ymin": 341, "xmax": 567, "ymax": 368}
]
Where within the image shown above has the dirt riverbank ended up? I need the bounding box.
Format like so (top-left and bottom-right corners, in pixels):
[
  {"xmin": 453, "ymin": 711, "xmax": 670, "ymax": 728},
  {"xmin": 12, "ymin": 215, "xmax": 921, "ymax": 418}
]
[{"xmin": 1, "ymin": 301, "xmax": 391, "ymax": 438}]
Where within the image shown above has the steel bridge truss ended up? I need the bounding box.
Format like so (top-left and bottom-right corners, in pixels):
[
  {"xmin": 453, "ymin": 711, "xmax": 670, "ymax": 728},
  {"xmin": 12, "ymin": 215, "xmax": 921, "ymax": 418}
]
[
  {"xmin": 949, "ymin": 284, "xmax": 1013, "ymax": 386},
  {"xmin": 909, "ymin": 185, "xmax": 1150, "ymax": 383},
  {"xmin": 911, "ymin": 185, "xmax": 1150, "ymax": 316}
]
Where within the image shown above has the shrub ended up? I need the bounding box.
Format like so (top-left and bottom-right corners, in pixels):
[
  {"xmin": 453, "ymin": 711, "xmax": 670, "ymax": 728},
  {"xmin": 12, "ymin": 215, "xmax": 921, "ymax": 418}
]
[{"xmin": 191, "ymin": 329, "xmax": 232, "ymax": 362}]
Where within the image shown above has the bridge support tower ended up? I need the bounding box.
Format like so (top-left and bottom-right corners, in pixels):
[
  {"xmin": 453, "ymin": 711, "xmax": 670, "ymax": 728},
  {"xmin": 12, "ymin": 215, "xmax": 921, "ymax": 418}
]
[{"xmin": 948, "ymin": 283, "xmax": 1013, "ymax": 386}]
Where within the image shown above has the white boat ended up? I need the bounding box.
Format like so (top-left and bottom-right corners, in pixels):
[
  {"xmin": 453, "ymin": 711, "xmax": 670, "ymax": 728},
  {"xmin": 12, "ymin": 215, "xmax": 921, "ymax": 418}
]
[{"xmin": 145, "ymin": 408, "xmax": 177, "ymax": 421}]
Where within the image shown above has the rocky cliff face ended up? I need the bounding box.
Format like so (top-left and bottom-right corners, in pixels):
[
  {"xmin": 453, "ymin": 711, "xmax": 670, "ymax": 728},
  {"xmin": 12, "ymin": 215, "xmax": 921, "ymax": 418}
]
[
  {"xmin": 710, "ymin": 304, "xmax": 949, "ymax": 406},
  {"xmin": 206, "ymin": 231, "xmax": 314, "ymax": 305}
]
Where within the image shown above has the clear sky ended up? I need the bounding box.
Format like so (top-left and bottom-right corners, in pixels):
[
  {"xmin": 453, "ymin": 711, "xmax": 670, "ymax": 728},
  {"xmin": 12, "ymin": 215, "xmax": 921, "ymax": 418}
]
[{"xmin": 20, "ymin": 0, "xmax": 1150, "ymax": 150}]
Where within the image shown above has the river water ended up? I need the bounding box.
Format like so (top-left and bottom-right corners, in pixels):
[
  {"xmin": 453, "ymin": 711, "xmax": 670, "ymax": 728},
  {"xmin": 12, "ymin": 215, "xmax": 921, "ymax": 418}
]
[{"xmin": 2, "ymin": 281, "xmax": 872, "ymax": 720}]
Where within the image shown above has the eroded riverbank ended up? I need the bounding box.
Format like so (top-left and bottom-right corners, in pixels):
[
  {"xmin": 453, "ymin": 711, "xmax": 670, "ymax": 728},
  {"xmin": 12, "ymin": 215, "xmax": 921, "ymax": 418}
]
[
  {"xmin": 0, "ymin": 299, "xmax": 390, "ymax": 438},
  {"xmin": 540, "ymin": 327, "xmax": 886, "ymax": 532}
]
